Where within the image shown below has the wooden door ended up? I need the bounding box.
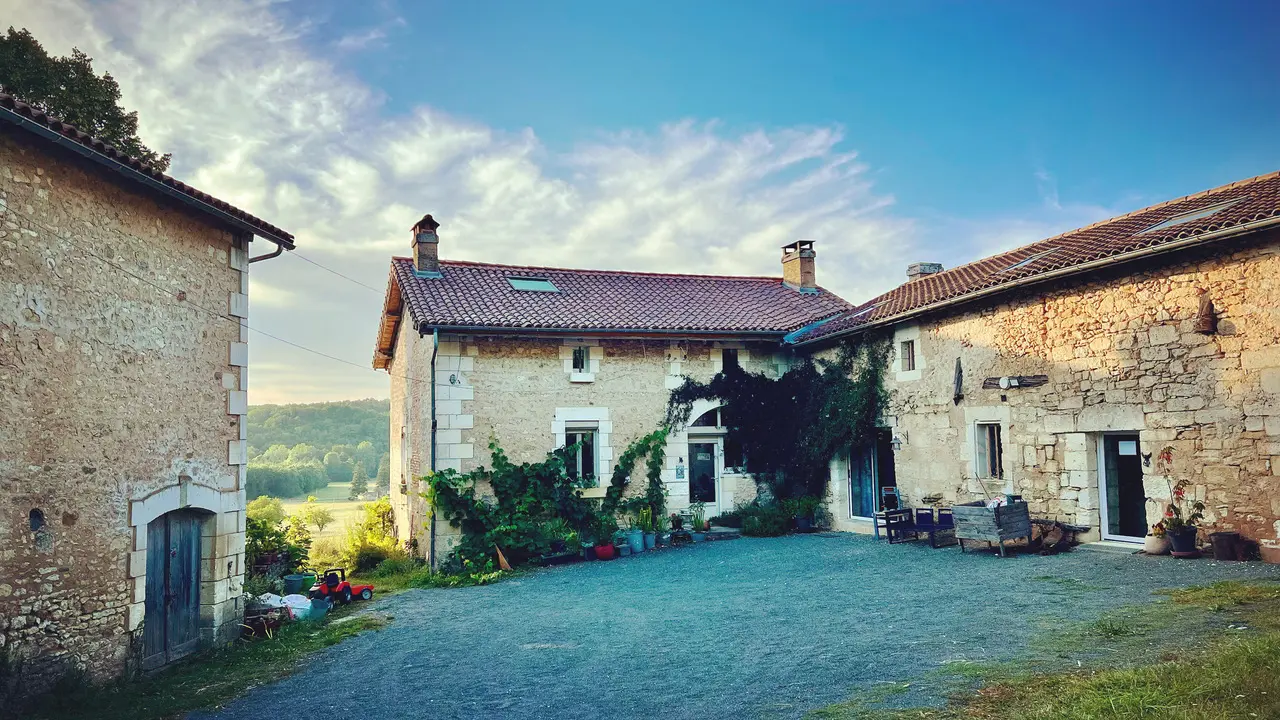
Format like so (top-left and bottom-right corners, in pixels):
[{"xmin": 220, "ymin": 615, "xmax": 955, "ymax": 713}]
[{"xmin": 142, "ymin": 510, "xmax": 203, "ymax": 670}]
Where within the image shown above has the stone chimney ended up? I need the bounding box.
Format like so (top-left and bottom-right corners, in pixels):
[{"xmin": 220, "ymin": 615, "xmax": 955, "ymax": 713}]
[
  {"xmin": 907, "ymin": 262, "xmax": 943, "ymax": 282},
  {"xmin": 412, "ymin": 214, "xmax": 441, "ymax": 277},
  {"xmin": 781, "ymin": 240, "xmax": 817, "ymax": 292}
]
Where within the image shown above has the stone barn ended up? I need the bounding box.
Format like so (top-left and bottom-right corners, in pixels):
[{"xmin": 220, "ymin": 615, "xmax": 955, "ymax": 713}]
[{"xmin": 0, "ymin": 93, "xmax": 293, "ymax": 698}]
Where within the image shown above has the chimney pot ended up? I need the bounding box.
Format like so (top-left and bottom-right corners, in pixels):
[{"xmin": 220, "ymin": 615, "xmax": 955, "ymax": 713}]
[
  {"xmin": 907, "ymin": 262, "xmax": 943, "ymax": 281},
  {"xmin": 412, "ymin": 214, "xmax": 442, "ymax": 277},
  {"xmin": 781, "ymin": 240, "xmax": 817, "ymax": 292}
]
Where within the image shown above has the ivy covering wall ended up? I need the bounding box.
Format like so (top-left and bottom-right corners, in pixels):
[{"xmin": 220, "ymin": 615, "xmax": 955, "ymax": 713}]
[{"xmin": 666, "ymin": 338, "xmax": 891, "ymax": 500}]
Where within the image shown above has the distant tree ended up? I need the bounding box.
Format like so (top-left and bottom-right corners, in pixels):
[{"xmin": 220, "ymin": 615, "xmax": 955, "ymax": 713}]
[
  {"xmin": 374, "ymin": 453, "xmax": 390, "ymax": 493},
  {"xmin": 323, "ymin": 451, "xmax": 353, "ymax": 484},
  {"xmin": 353, "ymin": 440, "xmax": 378, "ymax": 474},
  {"xmin": 260, "ymin": 444, "xmax": 291, "ymax": 464},
  {"xmin": 287, "ymin": 443, "xmax": 324, "ymax": 465},
  {"xmin": 0, "ymin": 27, "xmax": 170, "ymax": 170},
  {"xmin": 349, "ymin": 462, "xmax": 369, "ymax": 500},
  {"xmin": 246, "ymin": 496, "xmax": 285, "ymax": 526},
  {"xmin": 298, "ymin": 499, "xmax": 334, "ymax": 533},
  {"xmin": 247, "ymin": 445, "xmax": 261, "ymax": 460}
]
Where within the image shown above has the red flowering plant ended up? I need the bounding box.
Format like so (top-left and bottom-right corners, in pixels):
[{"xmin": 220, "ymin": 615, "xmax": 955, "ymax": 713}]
[{"xmin": 1150, "ymin": 446, "xmax": 1204, "ymax": 538}]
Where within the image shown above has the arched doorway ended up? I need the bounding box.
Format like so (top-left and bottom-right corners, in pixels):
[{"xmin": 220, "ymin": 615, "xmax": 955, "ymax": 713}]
[{"xmin": 142, "ymin": 509, "xmax": 206, "ymax": 669}]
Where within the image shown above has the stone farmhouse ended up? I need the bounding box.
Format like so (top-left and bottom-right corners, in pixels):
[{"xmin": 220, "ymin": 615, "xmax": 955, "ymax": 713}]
[
  {"xmin": 377, "ymin": 171, "xmax": 1280, "ymax": 562},
  {"xmin": 794, "ymin": 172, "xmax": 1280, "ymax": 552},
  {"xmin": 373, "ymin": 218, "xmax": 850, "ymax": 562},
  {"xmin": 0, "ymin": 93, "xmax": 293, "ymax": 694}
]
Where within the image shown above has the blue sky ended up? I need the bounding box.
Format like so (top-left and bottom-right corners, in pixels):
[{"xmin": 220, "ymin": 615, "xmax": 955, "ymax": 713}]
[
  {"xmin": 14, "ymin": 0, "xmax": 1280, "ymax": 401},
  {"xmin": 304, "ymin": 0, "xmax": 1280, "ymax": 237}
]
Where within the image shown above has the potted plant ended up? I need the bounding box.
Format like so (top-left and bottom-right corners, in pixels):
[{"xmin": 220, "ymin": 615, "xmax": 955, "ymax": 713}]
[
  {"xmin": 1156, "ymin": 476, "xmax": 1205, "ymax": 558},
  {"xmin": 615, "ymin": 528, "xmax": 632, "ymax": 557},
  {"xmin": 626, "ymin": 518, "xmax": 645, "ymax": 555},
  {"xmin": 689, "ymin": 502, "xmax": 707, "ymax": 542},
  {"xmin": 653, "ymin": 513, "xmax": 669, "ymax": 547},
  {"xmin": 1143, "ymin": 523, "xmax": 1170, "ymax": 555},
  {"xmin": 639, "ymin": 507, "xmax": 657, "ymax": 550},
  {"xmin": 594, "ymin": 515, "xmax": 618, "ymax": 560},
  {"xmin": 787, "ymin": 496, "xmax": 822, "ymax": 532},
  {"xmin": 670, "ymin": 513, "xmax": 684, "ymax": 531}
]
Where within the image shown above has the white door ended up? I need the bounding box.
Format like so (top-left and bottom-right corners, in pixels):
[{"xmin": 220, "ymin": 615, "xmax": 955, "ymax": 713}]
[{"xmin": 687, "ymin": 437, "xmax": 723, "ymax": 516}]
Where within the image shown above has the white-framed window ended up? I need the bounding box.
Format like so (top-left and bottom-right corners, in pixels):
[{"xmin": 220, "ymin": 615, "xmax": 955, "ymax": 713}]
[
  {"xmin": 722, "ymin": 348, "xmax": 740, "ymax": 372},
  {"xmin": 975, "ymin": 422, "xmax": 1004, "ymax": 479},
  {"xmin": 572, "ymin": 346, "xmax": 589, "ymax": 373},
  {"xmin": 900, "ymin": 340, "xmax": 916, "ymax": 372},
  {"xmin": 562, "ymin": 342, "xmax": 600, "ymax": 382},
  {"xmin": 689, "ymin": 406, "xmax": 746, "ymax": 471},
  {"xmin": 565, "ymin": 424, "xmax": 598, "ymax": 483},
  {"xmin": 893, "ymin": 324, "xmax": 924, "ymax": 381}
]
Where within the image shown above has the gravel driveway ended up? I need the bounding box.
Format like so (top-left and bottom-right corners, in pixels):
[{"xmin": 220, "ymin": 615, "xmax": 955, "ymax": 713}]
[{"xmin": 196, "ymin": 534, "xmax": 1279, "ymax": 720}]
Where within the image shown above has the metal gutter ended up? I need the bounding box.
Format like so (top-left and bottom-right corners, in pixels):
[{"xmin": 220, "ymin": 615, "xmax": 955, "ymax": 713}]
[
  {"xmin": 0, "ymin": 108, "xmax": 295, "ymax": 250},
  {"xmin": 249, "ymin": 242, "xmax": 285, "ymax": 264},
  {"xmin": 791, "ymin": 216, "xmax": 1280, "ymax": 348}
]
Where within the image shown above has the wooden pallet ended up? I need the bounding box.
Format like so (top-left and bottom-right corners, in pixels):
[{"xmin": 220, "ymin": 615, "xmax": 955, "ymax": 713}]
[{"xmin": 953, "ymin": 500, "xmax": 1031, "ymax": 558}]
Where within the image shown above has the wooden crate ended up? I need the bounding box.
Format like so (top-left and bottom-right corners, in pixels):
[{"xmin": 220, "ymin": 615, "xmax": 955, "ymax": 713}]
[{"xmin": 953, "ymin": 500, "xmax": 1031, "ymax": 557}]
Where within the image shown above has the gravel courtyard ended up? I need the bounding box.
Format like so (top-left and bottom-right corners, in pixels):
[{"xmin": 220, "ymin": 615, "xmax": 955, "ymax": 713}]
[{"xmin": 198, "ymin": 534, "xmax": 1280, "ymax": 720}]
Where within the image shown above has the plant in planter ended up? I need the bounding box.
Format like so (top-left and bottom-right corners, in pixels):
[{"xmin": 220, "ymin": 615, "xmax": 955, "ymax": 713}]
[
  {"xmin": 638, "ymin": 507, "xmax": 657, "ymax": 550},
  {"xmin": 1154, "ymin": 475, "xmax": 1205, "ymax": 558},
  {"xmin": 1144, "ymin": 522, "xmax": 1171, "ymax": 556},
  {"xmin": 653, "ymin": 513, "xmax": 669, "ymax": 547},
  {"xmin": 594, "ymin": 515, "xmax": 619, "ymax": 560},
  {"xmin": 626, "ymin": 518, "xmax": 645, "ymax": 555},
  {"xmin": 785, "ymin": 496, "xmax": 823, "ymax": 532},
  {"xmin": 670, "ymin": 513, "xmax": 684, "ymax": 531},
  {"xmin": 689, "ymin": 502, "xmax": 708, "ymax": 541}
]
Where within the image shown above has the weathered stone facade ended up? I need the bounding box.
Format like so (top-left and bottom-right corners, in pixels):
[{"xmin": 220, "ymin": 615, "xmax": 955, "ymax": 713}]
[
  {"xmin": 0, "ymin": 130, "xmax": 253, "ymax": 695},
  {"xmin": 824, "ymin": 230, "xmax": 1280, "ymax": 548},
  {"xmin": 388, "ymin": 332, "xmax": 785, "ymax": 558}
]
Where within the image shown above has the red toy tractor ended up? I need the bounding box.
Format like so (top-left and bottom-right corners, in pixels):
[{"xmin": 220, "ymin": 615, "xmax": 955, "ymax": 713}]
[{"xmin": 309, "ymin": 568, "xmax": 374, "ymax": 604}]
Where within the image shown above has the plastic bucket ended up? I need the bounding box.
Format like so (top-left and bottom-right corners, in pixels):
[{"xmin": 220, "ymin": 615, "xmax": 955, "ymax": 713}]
[
  {"xmin": 1209, "ymin": 532, "xmax": 1241, "ymax": 562},
  {"xmin": 283, "ymin": 574, "xmax": 306, "ymax": 595}
]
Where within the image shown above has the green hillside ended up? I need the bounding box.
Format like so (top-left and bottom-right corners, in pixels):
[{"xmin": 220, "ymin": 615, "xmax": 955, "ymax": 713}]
[
  {"xmin": 247, "ymin": 398, "xmax": 389, "ymax": 457},
  {"xmin": 245, "ymin": 399, "xmax": 391, "ymax": 499}
]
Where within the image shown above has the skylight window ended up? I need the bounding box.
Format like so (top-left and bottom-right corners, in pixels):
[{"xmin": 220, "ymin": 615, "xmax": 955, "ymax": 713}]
[
  {"xmin": 999, "ymin": 247, "xmax": 1060, "ymax": 273},
  {"xmin": 1138, "ymin": 198, "xmax": 1244, "ymax": 235},
  {"xmin": 507, "ymin": 276, "xmax": 559, "ymax": 292}
]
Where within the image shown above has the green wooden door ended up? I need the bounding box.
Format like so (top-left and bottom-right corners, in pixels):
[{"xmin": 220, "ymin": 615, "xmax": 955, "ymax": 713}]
[{"xmin": 142, "ymin": 510, "xmax": 203, "ymax": 670}]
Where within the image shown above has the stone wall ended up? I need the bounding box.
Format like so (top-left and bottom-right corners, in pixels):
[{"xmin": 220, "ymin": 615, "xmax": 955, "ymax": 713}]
[
  {"xmin": 386, "ymin": 331, "xmax": 786, "ymax": 557},
  {"xmin": 824, "ymin": 230, "xmax": 1280, "ymax": 547},
  {"xmin": 0, "ymin": 130, "xmax": 250, "ymax": 695}
]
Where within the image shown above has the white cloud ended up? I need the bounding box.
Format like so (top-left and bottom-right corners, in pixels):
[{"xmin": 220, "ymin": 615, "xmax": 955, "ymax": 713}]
[{"xmin": 6, "ymin": 0, "xmax": 1100, "ymax": 404}]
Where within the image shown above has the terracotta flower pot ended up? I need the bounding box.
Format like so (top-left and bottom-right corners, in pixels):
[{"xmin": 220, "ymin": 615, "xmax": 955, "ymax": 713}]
[
  {"xmin": 1143, "ymin": 534, "xmax": 1171, "ymax": 555},
  {"xmin": 593, "ymin": 543, "xmax": 616, "ymax": 561}
]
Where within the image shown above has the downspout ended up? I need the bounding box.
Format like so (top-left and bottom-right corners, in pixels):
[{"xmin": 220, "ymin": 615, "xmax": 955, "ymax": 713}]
[
  {"xmin": 428, "ymin": 327, "xmax": 439, "ymax": 570},
  {"xmin": 248, "ymin": 239, "xmax": 285, "ymax": 263}
]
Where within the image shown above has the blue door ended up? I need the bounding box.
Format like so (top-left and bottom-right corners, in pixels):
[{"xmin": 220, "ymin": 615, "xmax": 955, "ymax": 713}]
[
  {"xmin": 849, "ymin": 444, "xmax": 877, "ymax": 518},
  {"xmin": 142, "ymin": 510, "xmax": 203, "ymax": 669}
]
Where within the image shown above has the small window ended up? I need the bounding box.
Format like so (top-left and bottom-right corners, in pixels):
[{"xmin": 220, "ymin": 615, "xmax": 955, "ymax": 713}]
[
  {"xmin": 572, "ymin": 346, "xmax": 589, "ymax": 372},
  {"xmin": 975, "ymin": 422, "xmax": 1003, "ymax": 479},
  {"xmin": 507, "ymin": 276, "xmax": 559, "ymax": 292},
  {"xmin": 1138, "ymin": 198, "xmax": 1244, "ymax": 235},
  {"xmin": 722, "ymin": 349, "xmax": 739, "ymax": 372},
  {"xmin": 565, "ymin": 428, "xmax": 597, "ymax": 482},
  {"xmin": 724, "ymin": 435, "xmax": 747, "ymax": 471},
  {"xmin": 900, "ymin": 340, "xmax": 916, "ymax": 372},
  {"xmin": 998, "ymin": 247, "xmax": 1060, "ymax": 273},
  {"xmin": 691, "ymin": 408, "xmax": 721, "ymax": 427}
]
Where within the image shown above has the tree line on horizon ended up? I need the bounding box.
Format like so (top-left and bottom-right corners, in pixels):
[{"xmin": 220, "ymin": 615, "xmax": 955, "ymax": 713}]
[{"xmin": 246, "ymin": 399, "xmax": 391, "ymax": 500}]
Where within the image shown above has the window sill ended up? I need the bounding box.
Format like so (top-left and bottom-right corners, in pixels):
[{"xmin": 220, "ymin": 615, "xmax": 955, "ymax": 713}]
[
  {"xmin": 577, "ymin": 486, "xmax": 609, "ymax": 498},
  {"xmin": 569, "ymin": 372, "xmax": 595, "ymax": 383}
]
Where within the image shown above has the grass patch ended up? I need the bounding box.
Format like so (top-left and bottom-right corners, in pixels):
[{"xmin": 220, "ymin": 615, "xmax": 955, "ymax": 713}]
[
  {"xmin": 351, "ymin": 563, "xmax": 509, "ymax": 594},
  {"xmin": 1031, "ymin": 575, "xmax": 1103, "ymax": 592},
  {"xmin": 810, "ymin": 580, "xmax": 1280, "ymax": 720},
  {"xmin": 26, "ymin": 612, "xmax": 389, "ymax": 720}
]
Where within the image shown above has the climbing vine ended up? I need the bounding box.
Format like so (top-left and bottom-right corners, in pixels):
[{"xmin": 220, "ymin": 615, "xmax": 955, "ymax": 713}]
[
  {"xmin": 666, "ymin": 337, "xmax": 891, "ymax": 500},
  {"xmin": 424, "ymin": 430, "xmax": 669, "ymax": 569}
]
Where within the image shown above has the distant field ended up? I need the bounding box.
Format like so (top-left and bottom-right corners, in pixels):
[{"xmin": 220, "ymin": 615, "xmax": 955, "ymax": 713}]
[{"xmin": 282, "ymin": 482, "xmax": 366, "ymax": 540}]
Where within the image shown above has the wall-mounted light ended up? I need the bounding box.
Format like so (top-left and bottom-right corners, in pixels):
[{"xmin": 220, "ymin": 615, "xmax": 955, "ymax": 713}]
[{"xmin": 890, "ymin": 431, "xmax": 907, "ymax": 451}]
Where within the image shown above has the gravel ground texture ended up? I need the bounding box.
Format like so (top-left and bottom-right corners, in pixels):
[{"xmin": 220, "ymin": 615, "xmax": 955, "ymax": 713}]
[{"xmin": 195, "ymin": 534, "xmax": 1280, "ymax": 720}]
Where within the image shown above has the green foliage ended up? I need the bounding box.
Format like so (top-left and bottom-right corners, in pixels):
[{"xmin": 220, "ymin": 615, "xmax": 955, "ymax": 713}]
[
  {"xmin": 337, "ymin": 497, "xmax": 399, "ymax": 572},
  {"xmin": 666, "ymin": 338, "xmax": 890, "ymax": 499},
  {"xmin": 737, "ymin": 501, "xmax": 793, "ymax": 537},
  {"xmin": 349, "ymin": 462, "xmax": 370, "ymax": 500},
  {"xmin": 245, "ymin": 461, "xmax": 328, "ymax": 499},
  {"xmin": 245, "ymin": 496, "xmax": 285, "ymax": 526},
  {"xmin": 245, "ymin": 516, "xmax": 308, "ymax": 574},
  {"xmin": 323, "ymin": 451, "xmax": 353, "ymax": 484},
  {"xmin": 601, "ymin": 428, "xmax": 669, "ymax": 525},
  {"xmin": 0, "ymin": 27, "xmax": 170, "ymax": 171},
  {"xmin": 246, "ymin": 399, "xmax": 389, "ymax": 458},
  {"xmin": 374, "ymin": 453, "xmax": 391, "ymax": 492},
  {"xmin": 295, "ymin": 498, "xmax": 334, "ymax": 533}
]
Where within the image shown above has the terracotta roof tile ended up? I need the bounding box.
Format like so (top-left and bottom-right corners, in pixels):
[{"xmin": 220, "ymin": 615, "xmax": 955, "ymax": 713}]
[
  {"xmin": 374, "ymin": 258, "xmax": 853, "ymax": 365},
  {"xmin": 0, "ymin": 93, "xmax": 293, "ymax": 246},
  {"xmin": 792, "ymin": 171, "xmax": 1280, "ymax": 344}
]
